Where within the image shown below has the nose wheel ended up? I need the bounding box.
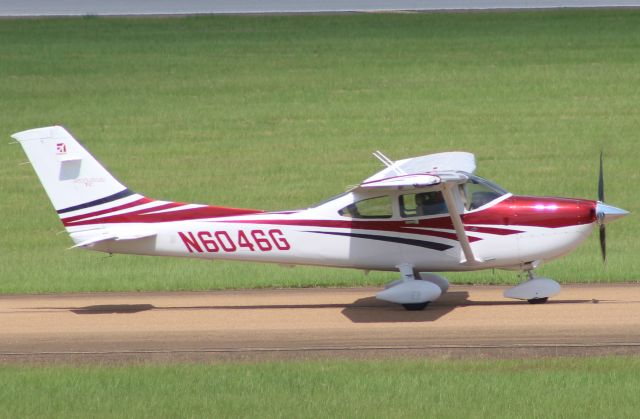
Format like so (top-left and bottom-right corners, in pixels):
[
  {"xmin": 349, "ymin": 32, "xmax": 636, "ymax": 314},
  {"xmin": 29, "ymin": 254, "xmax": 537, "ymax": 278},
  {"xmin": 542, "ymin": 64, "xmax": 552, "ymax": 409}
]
[{"xmin": 527, "ymin": 297, "xmax": 549, "ymax": 304}]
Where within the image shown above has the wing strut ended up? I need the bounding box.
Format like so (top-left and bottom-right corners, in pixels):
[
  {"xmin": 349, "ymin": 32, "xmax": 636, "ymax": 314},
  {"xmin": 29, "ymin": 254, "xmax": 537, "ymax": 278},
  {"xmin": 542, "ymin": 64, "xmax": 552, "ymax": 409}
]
[{"xmin": 441, "ymin": 184, "xmax": 482, "ymax": 265}]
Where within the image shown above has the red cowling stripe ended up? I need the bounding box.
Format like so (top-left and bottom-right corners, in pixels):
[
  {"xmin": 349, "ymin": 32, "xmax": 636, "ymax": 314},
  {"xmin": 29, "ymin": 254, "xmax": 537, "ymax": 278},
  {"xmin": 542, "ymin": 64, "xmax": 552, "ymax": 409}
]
[
  {"xmin": 402, "ymin": 227, "xmax": 482, "ymax": 242},
  {"xmin": 464, "ymin": 226, "xmax": 522, "ymax": 236},
  {"xmin": 463, "ymin": 196, "xmax": 597, "ymax": 228}
]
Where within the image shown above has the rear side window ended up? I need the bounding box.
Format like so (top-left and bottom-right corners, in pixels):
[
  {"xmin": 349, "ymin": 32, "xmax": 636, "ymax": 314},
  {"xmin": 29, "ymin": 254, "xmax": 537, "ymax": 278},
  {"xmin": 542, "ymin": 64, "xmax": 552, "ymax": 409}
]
[
  {"xmin": 400, "ymin": 191, "xmax": 448, "ymax": 217},
  {"xmin": 339, "ymin": 196, "xmax": 392, "ymax": 219}
]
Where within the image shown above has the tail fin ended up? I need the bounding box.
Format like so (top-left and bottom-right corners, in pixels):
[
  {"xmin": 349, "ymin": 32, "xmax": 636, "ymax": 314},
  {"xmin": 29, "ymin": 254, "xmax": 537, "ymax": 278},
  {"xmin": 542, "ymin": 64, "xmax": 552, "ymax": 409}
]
[
  {"xmin": 12, "ymin": 126, "xmax": 143, "ymax": 226},
  {"xmin": 13, "ymin": 126, "xmax": 262, "ymax": 248},
  {"xmin": 13, "ymin": 126, "xmax": 162, "ymax": 248}
]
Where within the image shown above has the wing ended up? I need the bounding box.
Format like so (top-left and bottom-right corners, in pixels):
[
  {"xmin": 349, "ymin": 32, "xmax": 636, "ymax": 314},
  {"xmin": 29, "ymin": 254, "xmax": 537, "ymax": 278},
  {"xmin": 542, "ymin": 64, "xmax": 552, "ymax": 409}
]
[
  {"xmin": 360, "ymin": 171, "xmax": 469, "ymax": 190},
  {"xmin": 364, "ymin": 151, "xmax": 476, "ymax": 184},
  {"xmin": 69, "ymin": 228, "xmax": 157, "ymax": 248}
]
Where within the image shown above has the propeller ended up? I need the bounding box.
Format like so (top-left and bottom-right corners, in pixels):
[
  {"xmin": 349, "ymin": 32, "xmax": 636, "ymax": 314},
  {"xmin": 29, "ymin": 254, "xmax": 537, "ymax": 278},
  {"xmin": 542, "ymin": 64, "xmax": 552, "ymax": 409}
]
[
  {"xmin": 598, "ymin": 151, "xmax": 606, "ymax": 262},
  {"xmin": 595, "ymin": 151, "xmax": 629, "ymax": 263}
]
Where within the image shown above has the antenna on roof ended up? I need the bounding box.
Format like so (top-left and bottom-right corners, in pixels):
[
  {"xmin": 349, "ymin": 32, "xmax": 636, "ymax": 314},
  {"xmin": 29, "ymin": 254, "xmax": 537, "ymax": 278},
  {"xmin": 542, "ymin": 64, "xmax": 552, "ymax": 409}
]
[
  {"xmin": 373, "ymin": 150, "xmax": 406, "ymax": 175},
  {"xmin": 372, "ymin": 150, "xmax": 394, "ymax": 167}
]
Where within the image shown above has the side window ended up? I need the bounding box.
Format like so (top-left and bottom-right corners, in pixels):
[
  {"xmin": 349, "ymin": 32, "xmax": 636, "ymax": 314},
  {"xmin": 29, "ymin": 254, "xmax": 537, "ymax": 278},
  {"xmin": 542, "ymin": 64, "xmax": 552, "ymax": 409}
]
[
  {"xmin": 338, "ymin": 196, "xmax": 392, "ymax": 219},
  {"xmin": 400, "ymin": 191, "xmax": 448, "ymax": 217}
]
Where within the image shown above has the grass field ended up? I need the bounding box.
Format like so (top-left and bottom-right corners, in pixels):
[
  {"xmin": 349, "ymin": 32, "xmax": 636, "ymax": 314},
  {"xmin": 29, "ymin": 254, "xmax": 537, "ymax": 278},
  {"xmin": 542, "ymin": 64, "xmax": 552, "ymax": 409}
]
[
  {"xmin": 1, "ymin": 10, "xmax": 638, "ymax": 293},
  {"xmin": 1, "ymin": 357, "xmax": 639, "ymax": 418}
]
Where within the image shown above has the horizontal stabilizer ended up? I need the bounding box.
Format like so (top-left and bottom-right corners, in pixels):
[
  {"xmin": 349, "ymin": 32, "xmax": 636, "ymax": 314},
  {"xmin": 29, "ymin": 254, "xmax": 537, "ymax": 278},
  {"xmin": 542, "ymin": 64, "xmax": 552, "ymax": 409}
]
[{"xmin": 70, "ymin": 229, "xmax": 157, "ymax": 248}]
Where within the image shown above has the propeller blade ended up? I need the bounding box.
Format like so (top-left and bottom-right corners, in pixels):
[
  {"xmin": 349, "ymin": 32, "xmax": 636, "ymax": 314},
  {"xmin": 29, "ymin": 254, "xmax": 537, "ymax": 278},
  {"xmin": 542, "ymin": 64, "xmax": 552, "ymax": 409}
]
[
  {"xmin": 599, "ymin": 224, "xmax": 606, "ymax": 263},
  {"xmin": 598, "ymin": 151, "xmax": 606, "ymax": 263},
  {"xmin": 595, "ymin": 152, "xmax": 630, "ymax": 263},
  {"xmin": 598, "ymin": 151, "xmax": 604, "ymax": 202}
]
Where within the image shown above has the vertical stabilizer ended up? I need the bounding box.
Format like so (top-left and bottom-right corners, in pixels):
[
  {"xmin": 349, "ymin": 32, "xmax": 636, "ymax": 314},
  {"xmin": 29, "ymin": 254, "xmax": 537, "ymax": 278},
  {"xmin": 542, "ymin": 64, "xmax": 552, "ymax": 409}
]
[
  {"xmin": 14, "ymin": 126, "xmax": 262, "ymax": 247},
  {"xmin": 12, "ymin": 126, "xmax": 138, "ymax": 217}
]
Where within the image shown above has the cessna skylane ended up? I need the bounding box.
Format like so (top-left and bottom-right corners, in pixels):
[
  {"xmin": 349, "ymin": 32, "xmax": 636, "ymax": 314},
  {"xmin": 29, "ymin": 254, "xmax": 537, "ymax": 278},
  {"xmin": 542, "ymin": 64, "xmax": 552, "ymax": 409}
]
[{"xmin": 13, "ymin": 126, "xmax": 629, "ymax": 310}]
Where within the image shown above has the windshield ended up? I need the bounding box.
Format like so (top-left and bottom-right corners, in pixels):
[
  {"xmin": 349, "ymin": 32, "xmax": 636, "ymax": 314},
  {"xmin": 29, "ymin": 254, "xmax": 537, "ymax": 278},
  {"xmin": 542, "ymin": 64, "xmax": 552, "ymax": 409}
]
[
  {"xmin": 311, "ymin": 190, "xmax": 351, "ymax": 208},
  {"xmin": 463, "ymin": 174, "xmax": 508, "ymax": 210}
]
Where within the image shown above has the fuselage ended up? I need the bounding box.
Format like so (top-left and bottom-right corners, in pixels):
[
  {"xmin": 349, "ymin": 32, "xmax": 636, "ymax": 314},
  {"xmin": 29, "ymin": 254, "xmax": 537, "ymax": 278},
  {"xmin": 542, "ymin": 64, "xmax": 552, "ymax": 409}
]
[{"xmin": 75, "ymin": 190, "xmax": 597, "ymax": 273}]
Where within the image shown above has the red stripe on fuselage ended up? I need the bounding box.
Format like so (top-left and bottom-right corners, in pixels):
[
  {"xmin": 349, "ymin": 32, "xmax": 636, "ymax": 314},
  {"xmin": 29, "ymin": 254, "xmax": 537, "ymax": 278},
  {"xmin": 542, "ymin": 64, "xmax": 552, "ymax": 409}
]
[
  {"xmin": 218, "ymin": 196, "xmax": 595, "ymax": 237},
  {"xmin": 62, "ymin": 204, "xmax": 264, "ymax": 226},
  {"xmin": 222, "ymin": 219, "xmax": 488, "ymax": 242},
  {"xmin": 64, "ymin": 201, "xmax": 191, "ymax": 226},
  {"xmin": 60, "ymin": 195, "xmax": 595, "ymax": 234},
  {"xmin": 61, "ymin": 197, "xmax": 154, "ymax": 223}
]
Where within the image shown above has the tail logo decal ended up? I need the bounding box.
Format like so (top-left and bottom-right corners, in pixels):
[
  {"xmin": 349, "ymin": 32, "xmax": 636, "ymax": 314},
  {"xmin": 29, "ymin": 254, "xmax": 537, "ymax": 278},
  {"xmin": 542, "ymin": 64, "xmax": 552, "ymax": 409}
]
[{"xmin": 73, "ymin": 177, "xmax": 106, "ymax": 188}]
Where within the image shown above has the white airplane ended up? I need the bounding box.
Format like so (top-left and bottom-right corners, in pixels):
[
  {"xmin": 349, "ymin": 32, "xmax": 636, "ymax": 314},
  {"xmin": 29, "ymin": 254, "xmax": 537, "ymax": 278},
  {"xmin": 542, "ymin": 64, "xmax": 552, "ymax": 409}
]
[{"xmin": 13, "ymin": 126, "xmax": 629, "ymax": 310}]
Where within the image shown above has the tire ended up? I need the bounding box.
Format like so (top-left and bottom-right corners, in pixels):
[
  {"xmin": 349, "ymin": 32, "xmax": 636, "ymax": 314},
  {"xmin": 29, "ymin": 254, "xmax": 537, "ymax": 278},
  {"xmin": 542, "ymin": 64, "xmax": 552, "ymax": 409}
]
[
  {"xmin": 402, "ymin": 302, "xmax": 430, "ymax": 311},
  {"xmin": 527, "ymin": 297, "xmax": 548, "ymax": 304}
]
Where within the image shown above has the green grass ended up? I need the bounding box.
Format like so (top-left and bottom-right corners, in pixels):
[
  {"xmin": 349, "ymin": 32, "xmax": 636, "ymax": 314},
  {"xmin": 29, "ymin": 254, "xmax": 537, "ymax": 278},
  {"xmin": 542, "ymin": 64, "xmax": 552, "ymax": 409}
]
[
  {"xmin": 1, "ymin": 357, "xmax": 640, "ymax": 418},
  {"xmin": 1, "ymin": 11, "xmax": 639, "ymax": 293}
]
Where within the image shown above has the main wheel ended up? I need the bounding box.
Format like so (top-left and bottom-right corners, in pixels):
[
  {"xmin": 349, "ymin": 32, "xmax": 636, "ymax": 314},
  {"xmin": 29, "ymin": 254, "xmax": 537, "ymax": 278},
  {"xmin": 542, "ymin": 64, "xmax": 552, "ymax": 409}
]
[
  {"xmin": 527, "ymin": 297, "xmax": 548, "ymax": 304},
  {"xmin": 402, "ymin": 302, "xmax": 430, "ymax": 311}
]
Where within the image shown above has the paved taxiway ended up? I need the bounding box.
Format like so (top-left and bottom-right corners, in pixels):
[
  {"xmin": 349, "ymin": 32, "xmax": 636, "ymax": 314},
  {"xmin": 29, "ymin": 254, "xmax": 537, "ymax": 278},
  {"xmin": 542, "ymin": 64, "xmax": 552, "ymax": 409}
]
[
  {"xmin": 2, "ymin": 284, "xmax": 639, "ymax": 363},
  {"xmin": 2, "ymin": 0, "xmax": 639, "ymax": 16}
]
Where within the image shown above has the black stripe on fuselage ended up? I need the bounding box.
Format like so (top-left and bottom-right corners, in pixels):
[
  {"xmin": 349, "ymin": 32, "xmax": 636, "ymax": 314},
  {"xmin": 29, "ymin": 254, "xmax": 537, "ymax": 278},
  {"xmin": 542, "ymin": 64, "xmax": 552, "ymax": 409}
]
[
  {"xmin": 306, "ymin": 231, "xmax": 453, "ymax": 251},
  {"xmin": 57, "ymin": 188, "xmax": 135, "ymax": 214}
]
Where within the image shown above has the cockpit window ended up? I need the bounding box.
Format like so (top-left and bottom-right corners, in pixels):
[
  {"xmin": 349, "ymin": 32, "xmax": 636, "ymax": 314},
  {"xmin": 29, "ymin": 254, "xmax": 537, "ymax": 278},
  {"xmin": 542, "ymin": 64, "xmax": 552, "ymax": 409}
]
[
  {"xmin": 338, "ymin": 196, "xmax": 392, "ymax": 219},
  {"xmin": 400, "ymin": 191, "xmax": 448, "ymax": 217},
  {"xmin": 464, "ymin": 174, "xmax": 508, "ymax": 210}
]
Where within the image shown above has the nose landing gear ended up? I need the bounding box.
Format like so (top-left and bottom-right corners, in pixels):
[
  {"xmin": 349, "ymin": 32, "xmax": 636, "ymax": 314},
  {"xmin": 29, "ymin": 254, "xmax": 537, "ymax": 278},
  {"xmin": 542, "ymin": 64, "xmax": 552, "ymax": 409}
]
[{"xmin": 504, "ymin": 271, "xmax": 560, "ymax": 303}]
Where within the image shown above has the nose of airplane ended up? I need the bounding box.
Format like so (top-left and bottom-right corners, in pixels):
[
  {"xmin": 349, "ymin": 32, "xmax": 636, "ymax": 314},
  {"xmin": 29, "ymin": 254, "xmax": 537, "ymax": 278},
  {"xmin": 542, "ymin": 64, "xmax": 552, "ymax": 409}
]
[{"xmin": 596, "ymin": 202, "xmax": 629, "ymax": 225}]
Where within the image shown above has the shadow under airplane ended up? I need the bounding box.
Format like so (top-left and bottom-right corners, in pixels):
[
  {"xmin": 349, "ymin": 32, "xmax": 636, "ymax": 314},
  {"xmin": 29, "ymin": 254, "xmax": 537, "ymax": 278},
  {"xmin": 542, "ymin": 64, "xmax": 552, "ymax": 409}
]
[{"xmin": 31, "ymin": 292, "xmax": 592, "ymax": 321}]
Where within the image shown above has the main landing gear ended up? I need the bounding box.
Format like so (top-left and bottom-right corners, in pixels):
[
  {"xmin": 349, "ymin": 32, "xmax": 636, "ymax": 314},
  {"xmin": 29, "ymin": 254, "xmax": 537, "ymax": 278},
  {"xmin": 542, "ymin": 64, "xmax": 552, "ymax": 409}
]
[
  {"xmin": 503, "ymin": 271, "xmax": 560, "ymax": 304},
  {"xmin": 376, "ymin": 264, "xmax": 449, "ymax": 311}
]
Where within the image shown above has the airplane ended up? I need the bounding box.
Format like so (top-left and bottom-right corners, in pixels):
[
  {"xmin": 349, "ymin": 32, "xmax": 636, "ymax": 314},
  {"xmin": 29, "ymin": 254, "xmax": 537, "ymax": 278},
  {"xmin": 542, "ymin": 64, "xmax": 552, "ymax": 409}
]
[{"xmin": 13, "ymin": 126, "xmax": 629, "ymax": 310}]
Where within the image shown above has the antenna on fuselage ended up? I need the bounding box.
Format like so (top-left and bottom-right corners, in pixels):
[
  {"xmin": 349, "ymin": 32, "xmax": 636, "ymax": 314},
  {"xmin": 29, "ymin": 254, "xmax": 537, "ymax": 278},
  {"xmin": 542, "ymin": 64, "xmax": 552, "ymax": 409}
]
[
  {"xmin": 372, "ymin": 150, "xmax": 394, "ymax": 167},
  {"xmin": 372, "ymin": 150, "xmax": 405, "ymax": 175}
]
